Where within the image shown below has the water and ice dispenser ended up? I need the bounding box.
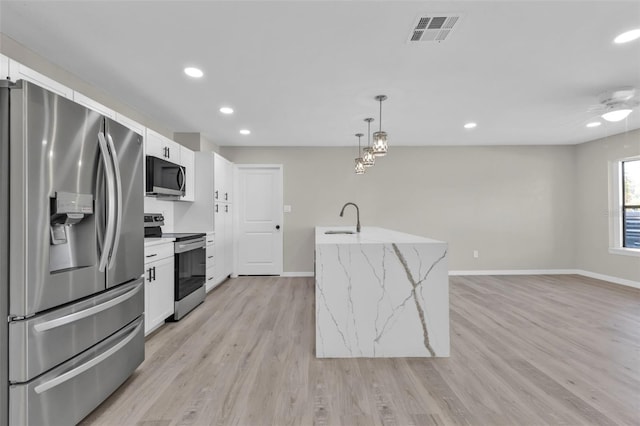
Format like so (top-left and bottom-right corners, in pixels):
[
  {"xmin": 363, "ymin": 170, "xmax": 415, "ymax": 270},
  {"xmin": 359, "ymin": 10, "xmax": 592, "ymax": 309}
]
[{"xmin": 49, "ymin": 192, "xmax": 94, "ymax": 272}]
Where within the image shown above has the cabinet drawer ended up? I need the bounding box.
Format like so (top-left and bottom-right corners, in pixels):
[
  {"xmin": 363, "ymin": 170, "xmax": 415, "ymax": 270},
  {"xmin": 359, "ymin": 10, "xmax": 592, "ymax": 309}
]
[
  {"xmin": 206, "ymin": 265, "xmax": 215, "ymax": 280},
  {"xmin": 144, "ymin": 243, "xmax": 174, "ymax": 262},
  {"xmin": 206, "ymin": 252, "xmax": 215, "ymax": 269}
]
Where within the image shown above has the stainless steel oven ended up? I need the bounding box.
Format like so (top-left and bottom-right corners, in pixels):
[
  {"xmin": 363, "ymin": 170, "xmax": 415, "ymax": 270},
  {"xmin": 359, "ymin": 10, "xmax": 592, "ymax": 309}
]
[
  {"xmin": 172, "ymin": 235, "xmax": 206, "ymax": 319},
  {"xmin": 144, "ymin": 214, "xmax": 206, "ymax": 320}
]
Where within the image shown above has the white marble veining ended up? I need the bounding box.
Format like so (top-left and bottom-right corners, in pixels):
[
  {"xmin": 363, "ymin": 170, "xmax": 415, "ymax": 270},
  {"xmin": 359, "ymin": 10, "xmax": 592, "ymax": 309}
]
[{"xmin": 315, "ymin": 226, "xmax": 449, "ymax": 358}]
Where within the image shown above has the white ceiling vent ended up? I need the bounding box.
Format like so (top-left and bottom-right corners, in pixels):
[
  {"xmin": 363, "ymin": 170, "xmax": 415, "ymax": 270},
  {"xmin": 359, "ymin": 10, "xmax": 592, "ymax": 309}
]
[{"xmin": 408, "ymin": 15, "xmax": 460, "ymax": 43}]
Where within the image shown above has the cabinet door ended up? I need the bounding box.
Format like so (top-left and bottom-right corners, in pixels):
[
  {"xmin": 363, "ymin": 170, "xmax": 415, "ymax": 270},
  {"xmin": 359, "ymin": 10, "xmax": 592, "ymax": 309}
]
[
  {"xmin": 224, "ymin": 203, "xmax": 234, "ymax": 278},
  {"xmin": 214, "ymin": 203, "xmax": 226, "ymax": 285},
  {"xmin": 145, "ymin": 129, "xmax": 167, "ymax": 159},
  {"xmin": 180, "ymin": 146, "xmax": 195, "ymax": 202},
  {"xmin": 145, "ymin": 257, "xmax": 174, "ymax": 335},
  {"xmin": 224, "ymin": 159, "xmax": 233, "ymax": 203},
  {"xmin": 1, "ymin": 54, "xmax": 9, "ymax": 79},
  {"xmin": 214, "ymin": 154, "xmax": 225, "ymax": 202},
  {"xmin": 115, "ymin": 113, "xmax": 145, "ymax": 137},
  {"xmin": 73, "ymin": 92, "xmax": 116, "ymax": 119},
  {"xmin": 144, "ymin": 267, "xmax": 151, "ymax": 334},
  {"xmin": 9, "ymin": 61, "xmax": 73, "ymax": 99},
  {"xmin": 145, "ymin": 130, "xmax": 181, "ymax": 164}
]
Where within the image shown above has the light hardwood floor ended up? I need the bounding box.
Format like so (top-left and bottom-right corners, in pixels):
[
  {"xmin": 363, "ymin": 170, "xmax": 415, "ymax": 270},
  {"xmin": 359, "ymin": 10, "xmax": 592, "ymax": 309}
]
[{"xmin": 82, "ymin": 275, "xmax": 640, "ymax": 426}]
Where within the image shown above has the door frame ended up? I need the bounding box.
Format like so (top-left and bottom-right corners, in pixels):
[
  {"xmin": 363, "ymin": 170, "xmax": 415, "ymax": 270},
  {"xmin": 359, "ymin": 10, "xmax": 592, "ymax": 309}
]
[{"xmin": 233, "ymin": 164, "xmax": 284, "ymax": 276}]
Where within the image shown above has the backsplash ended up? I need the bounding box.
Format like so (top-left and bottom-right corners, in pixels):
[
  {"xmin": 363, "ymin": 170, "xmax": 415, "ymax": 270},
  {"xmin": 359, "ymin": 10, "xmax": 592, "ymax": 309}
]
[{"xmin": 144, "ymin": 197, "xmax": 175, "ymax": 232}]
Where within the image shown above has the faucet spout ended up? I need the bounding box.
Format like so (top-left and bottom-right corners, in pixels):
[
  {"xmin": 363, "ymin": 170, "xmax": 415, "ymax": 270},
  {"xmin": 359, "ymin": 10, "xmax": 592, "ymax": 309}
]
[{"xmin": 339, "ymin": 202, "xmax": 361, "ymax": 233}]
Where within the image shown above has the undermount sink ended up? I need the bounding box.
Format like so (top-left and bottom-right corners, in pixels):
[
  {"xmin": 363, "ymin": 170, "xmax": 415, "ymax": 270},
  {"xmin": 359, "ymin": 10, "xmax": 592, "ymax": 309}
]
[{"xmin": 324, "ymin": 230, "xmax": 355, "ymax": 235}]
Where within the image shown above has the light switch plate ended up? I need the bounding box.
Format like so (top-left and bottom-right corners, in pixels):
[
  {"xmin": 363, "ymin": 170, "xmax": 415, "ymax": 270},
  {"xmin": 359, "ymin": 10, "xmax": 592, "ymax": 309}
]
[{"xmin": 284, "ymin": 205, "xmax": 292, "ymax": 213}]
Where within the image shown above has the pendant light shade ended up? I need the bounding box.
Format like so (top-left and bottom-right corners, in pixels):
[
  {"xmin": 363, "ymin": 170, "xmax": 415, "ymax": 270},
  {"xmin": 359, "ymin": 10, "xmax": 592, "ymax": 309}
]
[
  {"xmin": 372, "ymin": 95, "xmax": 388, "ymax": 156},
  {"xmin": 354, "ymin": 133, "xmax": 365, "ymax": 175},
  {"xmin": 362, "ymin": 118, "xmax": 375, "ymax": 167}
]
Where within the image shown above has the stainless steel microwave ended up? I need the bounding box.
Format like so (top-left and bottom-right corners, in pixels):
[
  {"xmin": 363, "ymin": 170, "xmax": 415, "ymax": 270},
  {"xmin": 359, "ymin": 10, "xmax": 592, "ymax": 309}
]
[{"xmin": 145, "ymin": 156, "xmax": 186, "ymax": 197}]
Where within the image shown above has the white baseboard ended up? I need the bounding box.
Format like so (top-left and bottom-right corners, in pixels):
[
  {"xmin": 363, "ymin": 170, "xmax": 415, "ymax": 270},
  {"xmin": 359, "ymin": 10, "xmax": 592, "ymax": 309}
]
[
  {"xmin": 449, "ymin": 269, "xmax": 640, "ymax": 290},
  {"xmin": 280, "ymin": 270, "xmax": 639, "ymax": 289},
  {"xmin": 449, "ymin": 269, "xmax": 576, "ymax": 276},
  {"xmin": 574, "ymin": 269, "xmax": 640, "ymax": 290},
  {"xmin": 281, "ymin": 272, "xmax": 314, "ymax": 277}
]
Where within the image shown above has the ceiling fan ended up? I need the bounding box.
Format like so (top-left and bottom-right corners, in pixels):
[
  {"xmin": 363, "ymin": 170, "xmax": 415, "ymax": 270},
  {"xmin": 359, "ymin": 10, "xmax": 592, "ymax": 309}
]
[{"xmin": 589, "ymin": 87, "xmax": 639, "ymax": 123}]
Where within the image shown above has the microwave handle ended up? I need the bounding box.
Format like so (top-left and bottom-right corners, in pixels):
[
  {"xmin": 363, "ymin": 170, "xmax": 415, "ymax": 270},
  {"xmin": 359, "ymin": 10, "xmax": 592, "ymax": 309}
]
[{"xmin": 178, "ymin": 166, "xmax": 186, "ymax": 193}]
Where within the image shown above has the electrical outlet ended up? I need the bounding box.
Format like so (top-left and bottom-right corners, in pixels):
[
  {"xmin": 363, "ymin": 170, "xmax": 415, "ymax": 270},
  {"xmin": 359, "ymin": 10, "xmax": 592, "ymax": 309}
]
[{"xmin": 473, "ymin": 250, "xmax": 479, "ymax": 258}]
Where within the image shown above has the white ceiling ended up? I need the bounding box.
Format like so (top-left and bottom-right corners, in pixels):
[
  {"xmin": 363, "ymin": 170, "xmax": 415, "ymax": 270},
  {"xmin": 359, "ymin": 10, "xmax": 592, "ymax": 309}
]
[{"xmin": 1, "ymin": 0, "xmax": 640, "ymax": 147}]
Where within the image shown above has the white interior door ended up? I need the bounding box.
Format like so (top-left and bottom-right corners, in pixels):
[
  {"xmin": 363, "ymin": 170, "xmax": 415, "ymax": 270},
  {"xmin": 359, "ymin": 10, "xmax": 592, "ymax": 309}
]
[{"xmin": 236, "ymin": 165, "xmax": 283, "ymax": 275}]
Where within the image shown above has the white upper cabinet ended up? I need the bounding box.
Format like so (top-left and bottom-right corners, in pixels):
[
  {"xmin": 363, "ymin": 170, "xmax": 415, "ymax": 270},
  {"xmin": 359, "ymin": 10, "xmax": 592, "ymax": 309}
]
[
  {"xmin": 214, "ymin": 153, "xmax": 233, "ymax": 204},
  {"xmin": 114, "ymin": 113, "xmax": 145, "ymax": 137},
  {"xmin": 145, "ymin": 128, "xmax": 181, "ymax": 164},
  {"xmin": 179, "ymin": 146, "xmax": 195, "ymax": 202},
  {"xmin": 8, "ymin": 60, "xmax": 73, "ymax": 99},
  {"xmin": 73, "ymin": 91, "xmax": 116, "ymax": 119},
  {"xmin": 1, "ymin": 54, "xmax": 9, "ymax": 79}
]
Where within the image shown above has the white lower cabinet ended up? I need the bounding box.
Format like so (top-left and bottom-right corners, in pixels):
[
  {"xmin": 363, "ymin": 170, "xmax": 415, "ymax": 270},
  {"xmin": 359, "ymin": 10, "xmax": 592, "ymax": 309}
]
[
  {"xmin": 205, "ymin": 232, "xmax": 215, "ymax": 292},
  {"xmin": 214, "ymin": 202, "xmax": 233, "ymax": 286},
  {"xmin": 144, "ymin": 242, "xmax": 175, "ymax": 335}
]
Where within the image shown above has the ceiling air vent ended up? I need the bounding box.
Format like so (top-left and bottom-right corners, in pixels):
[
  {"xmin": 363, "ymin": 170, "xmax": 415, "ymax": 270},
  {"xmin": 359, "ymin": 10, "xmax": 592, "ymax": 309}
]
[{"xmin": 408, "ymin": 15, "xmax": 460, "ymax": 43}]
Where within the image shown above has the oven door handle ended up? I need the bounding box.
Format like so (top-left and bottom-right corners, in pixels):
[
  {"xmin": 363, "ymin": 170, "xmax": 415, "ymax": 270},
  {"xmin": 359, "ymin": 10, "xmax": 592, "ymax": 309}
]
[{"xmin": 175, "ymin": 239, "xmax": 206, "ymax": 253}]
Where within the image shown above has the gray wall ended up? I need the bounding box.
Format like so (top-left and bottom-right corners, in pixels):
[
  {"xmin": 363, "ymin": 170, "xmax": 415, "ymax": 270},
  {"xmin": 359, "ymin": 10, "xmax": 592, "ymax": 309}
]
[
  {"xmin": 575, "ymin": 129, "xmax": 640, "ymax": 282},
  {"xmin": 221, "ymin": 146, "xmax": 577, "ymax": 273},
  {"xmin": 4, "ymin": 31, "xmax": 637, "ymax": 281}
]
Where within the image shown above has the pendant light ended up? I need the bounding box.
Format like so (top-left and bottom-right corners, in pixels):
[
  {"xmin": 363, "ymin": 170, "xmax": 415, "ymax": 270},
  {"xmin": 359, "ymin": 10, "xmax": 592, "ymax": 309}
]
[
  {"xmin": 372, "ymin": 95, "xmax": 388, "ymax": 156},
  {"xmin": 354, "ymin": 133, "xmax": 365, "ymax": 175},
  {"xmin": 361, "ymin": 118, "xmax": 375, "ymax": 167}
]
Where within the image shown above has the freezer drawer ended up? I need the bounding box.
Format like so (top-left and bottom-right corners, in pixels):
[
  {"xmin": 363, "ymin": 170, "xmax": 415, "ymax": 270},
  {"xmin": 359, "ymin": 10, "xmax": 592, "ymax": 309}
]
[
  {"xmin": 9, "ymin": 279, "xmax": 143, "ymax": 383},
  {"xmin": 9, "ymin": 316, "xmax": 144, "ymax": 426}
]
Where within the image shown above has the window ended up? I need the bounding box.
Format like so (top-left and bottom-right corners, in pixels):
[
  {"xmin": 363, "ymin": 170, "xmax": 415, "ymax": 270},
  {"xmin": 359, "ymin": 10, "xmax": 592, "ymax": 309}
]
[
  {"xmin": 610, "ymin": 157, "xmax": 640, "ymax": 256},
  {"xmin": 622, "ymin": 159, "xmax": 640, "ymax": 248}
]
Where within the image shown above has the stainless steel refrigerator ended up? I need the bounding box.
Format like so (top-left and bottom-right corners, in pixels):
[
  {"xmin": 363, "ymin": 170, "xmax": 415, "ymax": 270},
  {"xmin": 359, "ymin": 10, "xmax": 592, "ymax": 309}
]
[{"xmin": 0, "ymin": 79, "xmax": 145, "ymax": 425}]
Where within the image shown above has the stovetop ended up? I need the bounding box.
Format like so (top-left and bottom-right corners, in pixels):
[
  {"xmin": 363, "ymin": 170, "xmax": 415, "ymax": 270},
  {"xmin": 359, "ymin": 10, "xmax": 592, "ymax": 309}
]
[
  {"xmin": 144, "ymin": 213, "xmax": 205, "ymax": 241},
  {"xmin": 159, "ymin": 232, "xmax": 205, "ymax": 242}
]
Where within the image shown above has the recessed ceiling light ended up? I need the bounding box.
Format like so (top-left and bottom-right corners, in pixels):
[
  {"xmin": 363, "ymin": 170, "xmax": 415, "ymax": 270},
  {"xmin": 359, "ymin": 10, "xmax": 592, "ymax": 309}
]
[
  {"xmin": 219, "ymin": 107, "xmax": 234, "ymax": 115},
  {"xmin": 184, "ymin": 67, "xmax": 204, "ymax": 78},
  {"xmin": 464, "ymin": 122, "xmax": 477, "ymax": 129},
  {"xmin": 586, "ymin": 121, "xmax": 601, "ymax": 128},
  {"xmin": 614, "ymin": 29, "xmax": 640, "ymax": 44},
  {"xmin": 239, "ymin": 129, "xmax": 251, "ymax": 135}
]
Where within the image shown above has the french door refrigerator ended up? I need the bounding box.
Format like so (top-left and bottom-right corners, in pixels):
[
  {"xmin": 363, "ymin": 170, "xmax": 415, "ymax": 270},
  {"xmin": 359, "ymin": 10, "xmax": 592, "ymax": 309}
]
[{"xmin": 0, "ymin": 79, "xmax": 145, "ymax": 425}]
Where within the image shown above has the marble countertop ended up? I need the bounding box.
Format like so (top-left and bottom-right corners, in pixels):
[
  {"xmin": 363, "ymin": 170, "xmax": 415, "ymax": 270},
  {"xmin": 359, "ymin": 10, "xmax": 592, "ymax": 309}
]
[
  {"xmin": 144, "ymin": 237, "xmax": 176, "ymax": 247},
  {"xmin": 315, "ymin": 226, "xmax": 445, "ymax": 245}
]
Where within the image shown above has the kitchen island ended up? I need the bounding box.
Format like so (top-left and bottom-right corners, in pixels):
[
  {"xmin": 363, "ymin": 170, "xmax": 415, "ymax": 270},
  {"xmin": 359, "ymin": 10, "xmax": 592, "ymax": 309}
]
[{"xmin": 315, "ymin": 226, "xmax": 449, "ymax": 358}]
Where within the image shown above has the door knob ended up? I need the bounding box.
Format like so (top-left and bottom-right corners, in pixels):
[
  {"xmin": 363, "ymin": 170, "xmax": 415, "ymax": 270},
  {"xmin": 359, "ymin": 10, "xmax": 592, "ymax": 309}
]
[{"xmin": 276, "ymin": 225, "xmax": 280, "ymax": 230}]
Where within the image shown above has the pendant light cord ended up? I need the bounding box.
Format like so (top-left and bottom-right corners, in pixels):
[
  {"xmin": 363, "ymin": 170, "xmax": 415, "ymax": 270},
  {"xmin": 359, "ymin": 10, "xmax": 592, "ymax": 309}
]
[
  {"xmin": 367, "ymin": 121, "xmax": 371, "ymax": 146},
  {"xmin": 379, "ymin": 99, "xmax": 382, "ymax": 132}
]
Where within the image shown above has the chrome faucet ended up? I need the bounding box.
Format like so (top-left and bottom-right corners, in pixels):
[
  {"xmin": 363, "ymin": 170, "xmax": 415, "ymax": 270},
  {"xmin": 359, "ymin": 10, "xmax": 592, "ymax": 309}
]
[{"xmin": 339, "ymin": 202, "xmax": 361, "ymax": 233}]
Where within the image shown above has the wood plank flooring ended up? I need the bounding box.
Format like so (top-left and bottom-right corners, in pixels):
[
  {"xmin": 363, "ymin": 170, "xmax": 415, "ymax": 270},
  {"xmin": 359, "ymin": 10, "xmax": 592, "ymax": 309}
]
[{"xmin": 81, "ymin": 274, "xmax": 640, "ymax": 426}]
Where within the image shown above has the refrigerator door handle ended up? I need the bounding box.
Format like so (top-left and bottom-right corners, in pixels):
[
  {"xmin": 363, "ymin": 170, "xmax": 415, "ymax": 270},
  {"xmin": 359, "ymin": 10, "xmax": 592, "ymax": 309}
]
[
  {"xmin": 33, "ymin": 283, "xmax": 142, "ymax": 332},
  {"xmin": 33, "ymin": 320, "xmax": 142, "ymax": 395},
  {"xmin": 97, "ymin": 132, "xmax": 116, "ymax": 272},
  {"xmin": 105, "ymin": 132, "xmax": 123, "ymax": 269}
]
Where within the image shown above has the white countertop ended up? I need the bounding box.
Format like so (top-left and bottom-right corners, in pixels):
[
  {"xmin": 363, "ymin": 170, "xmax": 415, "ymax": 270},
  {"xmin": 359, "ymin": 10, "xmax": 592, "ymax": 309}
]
[
  {"xmin": 144, "ymin": 237, "xmax": 175, "ymax": 247},
  {"xmin": 315, "ymin": 226, "xmax": 445, "ymax": 245}
]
